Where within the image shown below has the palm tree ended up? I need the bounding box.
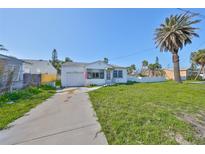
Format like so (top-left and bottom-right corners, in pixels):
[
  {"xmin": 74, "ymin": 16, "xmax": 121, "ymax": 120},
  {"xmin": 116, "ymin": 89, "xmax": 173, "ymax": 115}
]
[
  {"xmin": 127, "ymin": 64, "xmax": 136, "ymax": 75},
  {"xmin": 141, "ymin": 60, "xmax": 148, "ymax": 74},
  {"xmin": 154, "ymin": 13, "xmax": 200, "ymax": 83},
  {"xmin": 142, "ymin": 60, "xmax": 148, "ymax": 67},
  {"xmin": 148, "ymin": 64, "xmax": 155, "ymax": 77},
  {"xmin": 0, "ymin": 44, "xmax": 8, "ymax": 51},
  {"xmin": 65, "ymin": 57, "xmax": 73, "ymax": 62},
  {"xmin": 191, "ymin": 49, "xmax": 205, "ymax": 80}
]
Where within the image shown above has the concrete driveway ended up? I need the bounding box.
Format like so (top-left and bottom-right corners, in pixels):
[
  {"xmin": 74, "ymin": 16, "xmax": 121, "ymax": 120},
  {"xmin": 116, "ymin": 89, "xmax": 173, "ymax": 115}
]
[{"xmin": 0, "ymin": 87, "xmax": 107, "ymax": 145}]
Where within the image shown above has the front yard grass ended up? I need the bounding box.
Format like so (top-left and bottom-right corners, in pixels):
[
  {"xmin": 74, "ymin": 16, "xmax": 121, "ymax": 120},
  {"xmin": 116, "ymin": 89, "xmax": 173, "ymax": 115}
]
[
  {"xmin": 89, "ymin": 81, "xmax": 205, "ymax": 144},
  {"xmin": 0, "ymin": 85, "xmax": 55, "ymax": 130}
]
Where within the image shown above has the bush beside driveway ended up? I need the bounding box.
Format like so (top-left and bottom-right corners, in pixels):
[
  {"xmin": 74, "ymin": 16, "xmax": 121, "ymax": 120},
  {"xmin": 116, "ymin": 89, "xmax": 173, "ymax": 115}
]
[{"xmin": 89, "ymin": 81, "xmax": 205, "ymax": 144}]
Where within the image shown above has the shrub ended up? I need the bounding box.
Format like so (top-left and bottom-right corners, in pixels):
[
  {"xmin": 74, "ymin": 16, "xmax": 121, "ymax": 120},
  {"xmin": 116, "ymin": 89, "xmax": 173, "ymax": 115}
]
[
  {"xmin": 38, "ymin": 84, "xmax": 56, "ymax": 90},
  {"xmin": 55, "ymin": 80, "xmax": 61, "ymax": 87},
  {"xmin": 87, "ymin": 84, "xmax": 97, "ymax": 87},
  {"xmin": 126, "ymin": 81, "xmax": 138, "ymax": 85},
  {"xmin": 0, "ymin": 87, "xmax": 42, "ymax": 106},
  {"xmin": 137, "ymin": 73, "xmax": 147, "ymax": 77},
  {"xmin": 187, "ymin": 75, "xmax": 204, "ymax": 81}
]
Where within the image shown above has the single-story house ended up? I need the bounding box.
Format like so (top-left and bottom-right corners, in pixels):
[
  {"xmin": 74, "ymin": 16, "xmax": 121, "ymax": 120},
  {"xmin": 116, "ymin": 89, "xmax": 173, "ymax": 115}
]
[
  {"xmin": 187, "ymin": 68, "xmax": 205, "ymax": 79},
  {"xmin": 163, "ymin": 68, "xmax": 189, "ymax": 80},
  {"xmin": 22, "ymin": 59, "xmax": 57, "ymax": 86},
  {"xmin": 61, "ymin": 60, "xmax": 127, "ymax": 87},
  {"xmin": 0, "ymin": 54, "xmax": 26, "ymax": 91}
]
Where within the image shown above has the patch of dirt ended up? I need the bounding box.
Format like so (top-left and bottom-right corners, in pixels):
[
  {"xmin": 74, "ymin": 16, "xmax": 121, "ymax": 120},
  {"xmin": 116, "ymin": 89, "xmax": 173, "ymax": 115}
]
[
  {"xmin": 57, "ymin": 89, "xmax": 76, "ymax": 94},
  {"xmin": 64, "ymin": 96, "xmax": 72, "ymax": 102},
  {"xmin": 175, "ymin": 133, "xmax": 191, "ymax": 145},
  {"xmin": 168, "ymin": 132, "xmax": 191, "ymax": 145},
  {"xmin": 177, "ymin": 112, "xmax": 205, "ymax": 138},
  {"xmin": 67, "ymin": 89, "xmax": 76, "ymax": 94}
]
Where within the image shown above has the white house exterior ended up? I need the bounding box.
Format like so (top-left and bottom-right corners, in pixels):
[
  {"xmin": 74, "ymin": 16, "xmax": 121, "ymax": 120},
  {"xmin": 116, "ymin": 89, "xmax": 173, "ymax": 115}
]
[
  {"xmin": 22, "ymin": 59, "xmax": 57, "ymax": 86},
  {"xmin": 22, "ymin": 59, "xmax": 57, "ymax": 75},
  {"xmin": 0, "ymin": 54, "xmax": 26, "ymax": 91},
  {"xmin": 61, "ymin": 60, "xmax": 127, "ymax": 87}
]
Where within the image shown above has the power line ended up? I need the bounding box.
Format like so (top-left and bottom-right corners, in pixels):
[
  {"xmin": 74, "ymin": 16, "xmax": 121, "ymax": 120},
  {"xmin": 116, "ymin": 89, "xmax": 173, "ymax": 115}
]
[
  {"xmin": 194, "ymin": 41, "xmax": 205, "ymax": 50},
  {"xmin": 179, "ymin": 40, "xmax": 205, "ymax": 64},
  {"xmin": 109, "ymin": 47, "xmax": 156, "ymax": 61},
  {"xmin": 177, "ymin": 8, "xmax": 205, "ymax": 19},
  {"xmin": 109, "ymin": 9, "xmax": 204, "ymax": 63}
]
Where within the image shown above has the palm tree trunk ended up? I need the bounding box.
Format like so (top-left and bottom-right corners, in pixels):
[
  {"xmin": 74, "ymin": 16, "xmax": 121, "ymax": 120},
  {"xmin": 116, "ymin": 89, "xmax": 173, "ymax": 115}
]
[
  {"xmin": 195, "ymin": 65, "xmax": 204, "ymax": 80},
  {"xmin": 203, "ymin": 65, "xmax": 205, "ymax": 79},
  {"xmin": 172, "ymin": 53, "xmax": 182, "ymax": 83}
]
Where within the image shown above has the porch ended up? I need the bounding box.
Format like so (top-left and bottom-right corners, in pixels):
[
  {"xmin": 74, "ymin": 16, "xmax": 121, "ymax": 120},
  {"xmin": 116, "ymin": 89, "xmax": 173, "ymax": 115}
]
[{"xmin": 85, "ymin": 68, "xmax": 125, "ymax": 86}]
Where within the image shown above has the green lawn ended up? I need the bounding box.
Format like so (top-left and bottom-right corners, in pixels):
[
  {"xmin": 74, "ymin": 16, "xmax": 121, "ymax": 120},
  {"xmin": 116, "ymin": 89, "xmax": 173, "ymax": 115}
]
[
  {"xmin": 89, "ymin": 81, "xmax": 205, "ymax": 144},
  {"xmin": 0, "ymin": 85, "xmax": 55, "ymax": 130}
]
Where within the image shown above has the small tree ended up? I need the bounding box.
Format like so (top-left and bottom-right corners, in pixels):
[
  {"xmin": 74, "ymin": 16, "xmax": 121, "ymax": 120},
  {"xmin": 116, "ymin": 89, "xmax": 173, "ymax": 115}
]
[
  {"xmin": 191, "ymin": 49, "xmax": 205, "ymax": 80},
  {"xmin": 154, "ymin": 57, "xmax": 162, "ymax": 70},
  {"xmin": 155, "ymin": 56, "xmax": 159, "ymax": 64},
  {"xmin": 127, "ymin": 64, "xmax": 136, "ymax": 75},
  {"xmin": 50, "ymin": 49, "xmax": 61, "ymax": 74},
  {"xmin": 142, "ymin": 60, "xmax": 148, "ymax": 67},
  {"xmin": 65, "ymin": 57, "xmax": 73, "ymax": 62},
  {"xmin": 147, "ymin": 57, "xmax": 163, "ymax": 77},
  {"xmin": 189, "ymin": 52, "xmax": 197, "ymax": 72},
  {"xmin": 140, "ymin": 60, "xmax": 149, "ymax": 76},
  {"xmin": 104, "ymin": 58, "xmax": 109, "ymax": 64},
  {"xmin": 52, "ymin": 49, "xmax": 58, "ymax": 63},
  {"xmin": 148, "ymin": 64, "xmax": 155, "ymax": 77}
]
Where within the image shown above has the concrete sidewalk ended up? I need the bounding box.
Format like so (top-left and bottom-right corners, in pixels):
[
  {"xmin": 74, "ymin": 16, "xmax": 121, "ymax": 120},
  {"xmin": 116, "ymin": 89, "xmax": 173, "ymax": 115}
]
[{"xmin": 0, "ymin": 87, "xmax": 107, "ymax": 145}]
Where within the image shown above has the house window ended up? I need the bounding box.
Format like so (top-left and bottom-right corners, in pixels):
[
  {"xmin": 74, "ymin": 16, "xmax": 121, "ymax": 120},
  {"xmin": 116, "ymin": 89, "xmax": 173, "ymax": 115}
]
[
  {"xmin": 87, "ymin": 72, "xmax": 92, "ymax": 79},
  {"xmin": 113, "ymin": 70, "xmax": 123, "ymax": 78},
  {"xmin": 100, "ymin": 72, "xmax": 104, "ymax": 78},
  {"xmin": 118, "ymin": 70, "xmax": 123, "ymax": 78},
  {"xmin": 113, "ymin": 70, "xmax": 118, "ymax": 78},
  {"xmin": 87, "ymin": 69, "xmax": 104, "ymax": 79},
  {"xmin": 92, "ymin": 72, "xmax": 99, "ymax": 78}
]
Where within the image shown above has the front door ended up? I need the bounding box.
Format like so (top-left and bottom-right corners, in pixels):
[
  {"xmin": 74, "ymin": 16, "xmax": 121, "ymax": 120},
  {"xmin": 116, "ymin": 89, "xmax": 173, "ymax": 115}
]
[{"xmin": 106, "ymin": 71, "xmax": 111, "ymax": 80}]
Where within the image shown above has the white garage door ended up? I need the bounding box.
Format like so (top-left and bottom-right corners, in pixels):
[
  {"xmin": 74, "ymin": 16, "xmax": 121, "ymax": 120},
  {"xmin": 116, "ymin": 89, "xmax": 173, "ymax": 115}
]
[{"xmin": 66, "ymin": 72, "xmax": 85, "ymax": 86}]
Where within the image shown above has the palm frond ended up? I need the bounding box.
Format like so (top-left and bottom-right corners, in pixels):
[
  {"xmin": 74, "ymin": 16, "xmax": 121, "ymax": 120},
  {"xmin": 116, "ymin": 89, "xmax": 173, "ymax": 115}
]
[
  {"xmin": 154, "ymin": 13, "xmax": 200, "ymax": 53},
  {"xmin": 191, "ymin": 49, "xmax": 205, "ymax": 65}
]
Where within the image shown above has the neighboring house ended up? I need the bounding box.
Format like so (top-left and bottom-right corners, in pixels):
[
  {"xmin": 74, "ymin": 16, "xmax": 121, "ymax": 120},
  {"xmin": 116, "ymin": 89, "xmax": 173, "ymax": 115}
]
[
  {"xmin": 0, "ymin": 54, "xmax": 26, "ymax": 92},
  {"xmin": 61, "ymin": 60, "xmax": 127, "ymax": 87},
  {"xmin": 187, "ymin": 68, "xmax": 205, "ymax": 79},
  {"xmin": 22, "ymin": 60, "xmax": 57, "ymax": 86},
  {"xmin": 163, "ymin": 68, "xmax": 189, "ymax": 80},
  {"xmin": 129, "ymin": 70, "xmax": 140, "ymax": 76}
]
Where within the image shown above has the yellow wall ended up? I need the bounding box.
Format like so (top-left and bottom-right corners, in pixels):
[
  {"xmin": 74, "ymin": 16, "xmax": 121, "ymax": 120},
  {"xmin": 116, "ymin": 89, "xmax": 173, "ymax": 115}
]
[
  {"xmin": 164, "ymin": 69, "xmax": 187, "ymax": 80},
  {"xmin": 41, "ymin": 74, "xmax": 57, "ymax": 84}
]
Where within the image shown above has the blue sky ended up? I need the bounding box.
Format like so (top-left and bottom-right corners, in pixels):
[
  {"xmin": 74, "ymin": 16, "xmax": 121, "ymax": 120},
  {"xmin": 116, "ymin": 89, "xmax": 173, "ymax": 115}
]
[{"xmin": 0, "ymin": 8, "xmax": 205, "ymax": 69}]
